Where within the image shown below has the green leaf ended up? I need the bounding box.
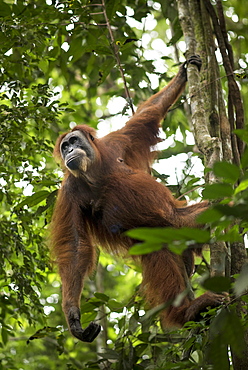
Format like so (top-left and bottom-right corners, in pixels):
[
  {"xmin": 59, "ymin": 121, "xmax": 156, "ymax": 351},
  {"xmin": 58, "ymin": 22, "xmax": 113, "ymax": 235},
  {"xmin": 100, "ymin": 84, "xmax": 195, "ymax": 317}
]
[
  {"xmin": 107, "ymin": 299, "xmax": 123, "ymax": 313},
  {"xmin": 127, "ymin": 227, "xmax": 174, "ymax": 243},
  {"xmin": 158, "ymin": 141, "xmax": 194, "ymax": 159},
  {"xmin": 140, "ymin": 302, "xmax": 167, "ymax": 323},
  {"xmin": 80, "ymin": 302, "xmax": 98, "ymax": 313},
  {"xmin": 127, "ymin": 227, "xmax": 210, "ymax": 244},
  {"xmin": 234, "ymin": 129, "xmax": 248, "ymax": 144},
  {"xmin": 213, "ymin": 162, "xmax": 240, "ymax": 184},
  {"xmin": 215, "ymin": 204, "xmax": 248, "ymax": 220},
  {"xmin": 0, "ymin": 0, "xmax": 11, "ymax": 16},
  {"xmin": 137, "ymin": 332, "xmax": 151, "ymax": 343},
  {"xmin": 234, "ymin": 263, "xmax": 248, "ymax": 296},
  {"xmin": 98, "ymin": 58, "xmax": 116, "ymax": 84},
  {"xmin": 234, "ymin": 179, "xmax": 248, "ymax": 194},
  {"xmin": 129, "ymin": 314, "xmax": 139, "ymax": 332},
  {"xmin": 202, "ymin": 183, "xmax": 234, "ymax": 199},
  {"xmin": 129, "ymin": 242, "xmax": 164, "ymax": 255},
  {"xmin": 94, "ymin": 292, "xmax": 109, "ymax": 302},
  {"xmin": 170, "ymin": 228, "xmax": 210, "ymax": 243},
  {"xmin": 27, "ymin": 327, "xmax": 58, "ymax": 343},
  {"xmin": 134, "ymin": 344, "xmax": 148, "ymax": 357},
  {"xmin": 202, "ymin": 276, "xmax": 231, "ymax": 293},
  {"xmin": 70, "ymin": 36, "xmax": 84, "ymax": 63},
  {"xmin": 168, "ymin": 244, "xmax": 188, "ymax": 255},
  {"xmin": 241, "ymin": 147, "xmax": 248, "ymax": 168},
  {"xmin": 197, "ymin": 207, "xmax": 223, "ymax": 223},
  {"xmin": 1, "ymin": 327, "xmax": 8, "ymax": 346},
  {"xmin": 128, "ymin": 227, "xmax": 210, "ymax": 255},
  {"xmin": 99, "ymin": 349, "xmax": 119, "ymax": 360},
  {"xmin": 217, "ymin": 225, "xmax": 242, "ymax": 243},
  {"xmin": 80, "ymin": 311, "xmax": 97, "ymax": 325},
  {"xmin": 15, "ymin": 191, "xmax": 50, "ymax": 209},
  {"xmin": 210, "ymin": 308, "xmax": 245, "ymax": 360},
  {"xmin": 167, "ymin": 17, "xmax": 183, "ymax": 45},
  {"xmin": 167, "ymin": 27, "xmax": 183, "ymax": 46}
]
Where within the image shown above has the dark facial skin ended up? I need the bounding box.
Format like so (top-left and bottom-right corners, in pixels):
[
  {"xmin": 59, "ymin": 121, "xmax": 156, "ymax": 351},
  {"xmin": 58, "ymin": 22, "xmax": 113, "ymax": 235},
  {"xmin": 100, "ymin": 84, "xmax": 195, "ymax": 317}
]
[{"xmin": 60, "ymin": 130, "xmax": 95, "ymax": 174}]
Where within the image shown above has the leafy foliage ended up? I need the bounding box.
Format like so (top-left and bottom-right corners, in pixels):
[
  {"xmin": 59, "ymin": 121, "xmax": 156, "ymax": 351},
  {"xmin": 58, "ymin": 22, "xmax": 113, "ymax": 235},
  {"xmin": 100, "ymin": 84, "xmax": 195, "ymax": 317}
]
[{"xmin": 0, "ymin": 0, "xmax": 248, "ymax": 369}]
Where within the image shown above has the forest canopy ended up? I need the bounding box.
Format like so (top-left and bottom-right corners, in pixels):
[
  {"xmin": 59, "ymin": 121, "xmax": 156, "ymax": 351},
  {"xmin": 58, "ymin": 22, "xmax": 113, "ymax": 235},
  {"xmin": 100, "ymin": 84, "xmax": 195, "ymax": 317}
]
[{"xmin": 0, "ymin": 0, "xmax": 248, "ymax": 369}]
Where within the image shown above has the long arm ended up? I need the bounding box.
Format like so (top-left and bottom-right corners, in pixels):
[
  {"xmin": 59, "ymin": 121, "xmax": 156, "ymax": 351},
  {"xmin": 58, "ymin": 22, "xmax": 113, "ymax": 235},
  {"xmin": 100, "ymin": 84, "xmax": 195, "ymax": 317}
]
[
  {"xmin": 129, "ymin": 55, "xmax": 201, "ymax": 125},
  {"xmin": 51, "ymin": 186, "xmax": 100, "ymax": 342},
  {"xmin": 118, "ymin": 56, "xmax": 201, "ymax": 170},
  {"xmin": 134, "ymin": 64, "xmax": 187, "ymax": 118},
  {"xmin": 122, "ymin": 62, "xmax": 187, "ymax": 143}
]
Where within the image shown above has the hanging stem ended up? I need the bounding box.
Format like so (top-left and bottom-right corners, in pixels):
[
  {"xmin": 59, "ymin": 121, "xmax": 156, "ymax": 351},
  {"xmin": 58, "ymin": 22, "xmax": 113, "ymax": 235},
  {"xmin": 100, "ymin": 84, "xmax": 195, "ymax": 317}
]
[
  {"xmin": 204, "ymin": 0, "xmax": 244, "ymax": 160},
  {"xmin": 101, "ymin": 0, "xmax": 135, "ymax": 115}
]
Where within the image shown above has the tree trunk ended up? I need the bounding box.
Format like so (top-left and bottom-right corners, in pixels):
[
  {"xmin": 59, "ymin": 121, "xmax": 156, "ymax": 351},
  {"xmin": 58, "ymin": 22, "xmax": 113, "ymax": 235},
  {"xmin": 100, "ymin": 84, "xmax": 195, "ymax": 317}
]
[
  {"xmin": 176, "ymin": 0, "xmax": 248, "ymax": 368},
  {"xmin": 231, "ymin": 241, "xmax": 248, "ymax": 369}
]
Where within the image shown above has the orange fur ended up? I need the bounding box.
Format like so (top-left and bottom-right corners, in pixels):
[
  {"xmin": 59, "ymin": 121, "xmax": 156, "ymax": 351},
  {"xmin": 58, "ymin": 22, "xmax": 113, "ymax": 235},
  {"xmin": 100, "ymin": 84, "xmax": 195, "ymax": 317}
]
[{"xmin": 51, "ymin": 58, "xmax": 223, "ymax": 342}]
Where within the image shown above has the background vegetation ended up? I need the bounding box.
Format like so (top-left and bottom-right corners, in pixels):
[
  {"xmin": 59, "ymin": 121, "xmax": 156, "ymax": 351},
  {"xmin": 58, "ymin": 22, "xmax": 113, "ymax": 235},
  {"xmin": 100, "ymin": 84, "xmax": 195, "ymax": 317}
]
[{"xmin": 0, "ymin": 0, "xmax": 248, "ymax": 369}]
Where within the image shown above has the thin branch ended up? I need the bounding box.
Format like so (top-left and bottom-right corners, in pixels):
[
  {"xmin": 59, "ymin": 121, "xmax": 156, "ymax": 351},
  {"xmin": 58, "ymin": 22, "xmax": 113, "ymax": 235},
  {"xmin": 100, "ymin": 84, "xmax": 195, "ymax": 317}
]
[
  {"xmin": 101, "ymin": 0, "xmax": 135, "ymax": 115},
  {"xmin": 216, "ymin": 0, "xmax": 234, "ymax": 69}
]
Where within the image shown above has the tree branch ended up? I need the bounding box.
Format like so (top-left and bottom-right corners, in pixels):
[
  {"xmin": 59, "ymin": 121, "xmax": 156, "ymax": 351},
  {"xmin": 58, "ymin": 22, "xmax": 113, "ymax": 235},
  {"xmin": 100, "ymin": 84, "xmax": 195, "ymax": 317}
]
[
  {"xmin": 176, "ymin": 0, "xmax": 222, "ymax": 184},
  {"xmin": 204, "ymin": 0, "xmax": 244, "ymax": 160},
  {"xmin": 101, "ymin": 0, "xmax": 135, "ymax": 115}
]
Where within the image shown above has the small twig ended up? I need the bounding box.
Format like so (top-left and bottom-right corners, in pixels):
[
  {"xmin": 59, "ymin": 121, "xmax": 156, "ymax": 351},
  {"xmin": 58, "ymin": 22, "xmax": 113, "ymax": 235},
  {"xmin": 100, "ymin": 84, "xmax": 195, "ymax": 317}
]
[
  {"xmin": 81, "ymin": 3, "xmax": 102, "ymax": 7},
  {"xmin": 89, "ymin": 12, "xmax": 104, "ymax": 16},
  {"xmin": 101, "ymin": 0, "xmax": 135, "ymax": 115},
  {"xmin": 176, "ymin": 185, "xmax": 203, "ymax": 201}
]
